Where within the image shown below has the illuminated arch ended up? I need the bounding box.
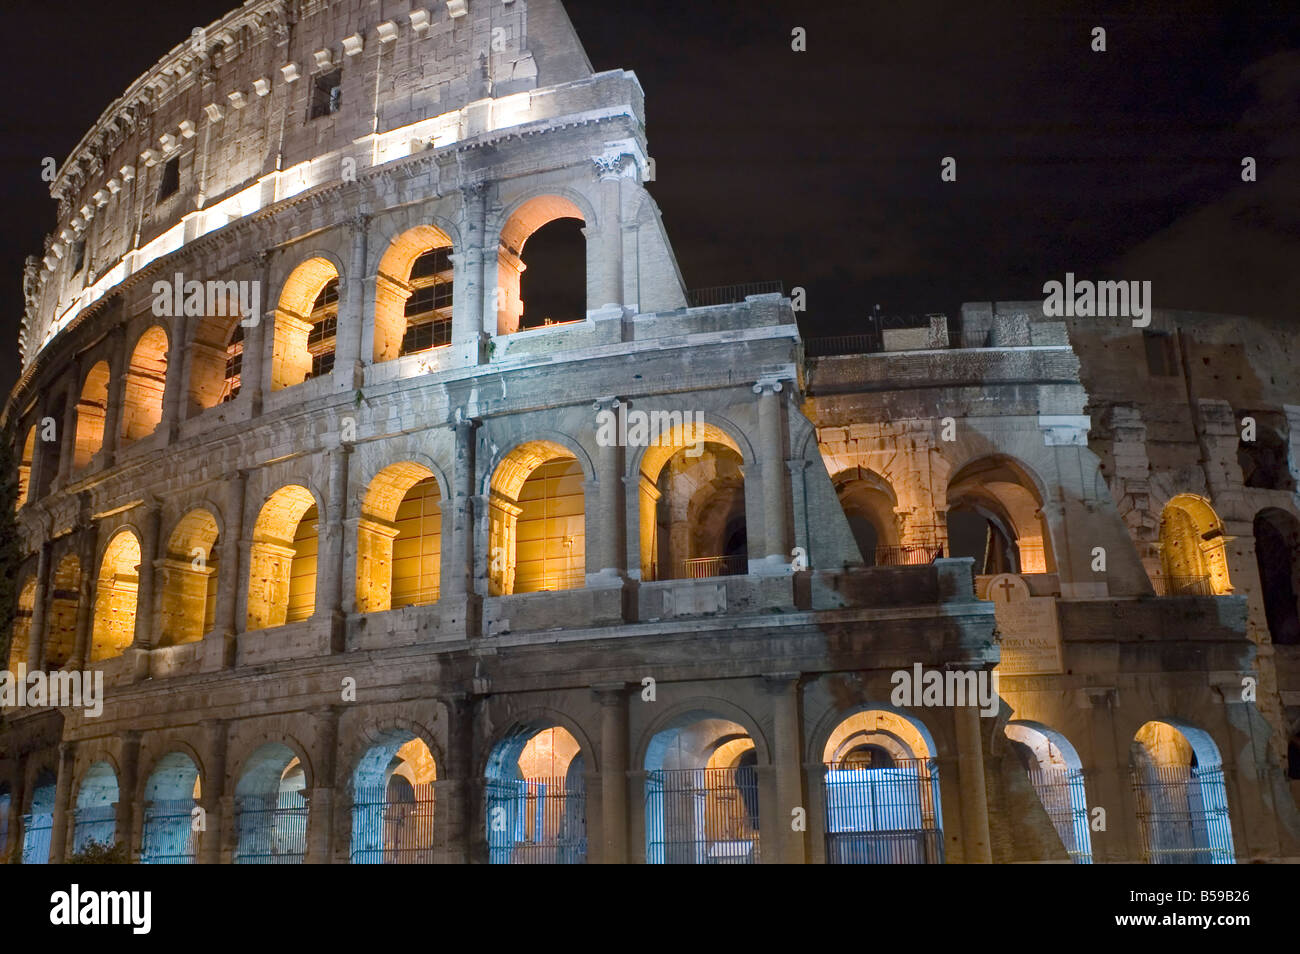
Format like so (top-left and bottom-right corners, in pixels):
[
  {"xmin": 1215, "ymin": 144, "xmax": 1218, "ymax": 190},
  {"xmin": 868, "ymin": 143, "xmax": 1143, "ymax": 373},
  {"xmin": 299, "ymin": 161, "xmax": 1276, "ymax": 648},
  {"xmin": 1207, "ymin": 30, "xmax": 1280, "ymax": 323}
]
[
  {"xmin": 1005, "ymin": 720, "xmax": 1092, "ymax": 863},
  {"xmin": 246, "ymin": 485, "xmax": 319, "ymax": 630},
  {"xmin": 271, "ymin": 257, "xmax": 340, "ymax": 391},
  {"xmin": 158, "ymin": 508, "xmax": 220, "ymax": 646},
  {"xmin": 488, "ymin": 441, "xmax": 585, "ymax": 595},
  {"xmin": 120, "ymin": 325, "xmax": 170, "ymax": 445},
  {"xmin": 1131, "ymin": 719, "xmax": 1234, "ymax": 864},
  {"xmin": 496, "ymin": 194, "xmax": 588, "ymax": 334},
  {"xmin": 485, "ymin": 722, "xmax": 587, "ymax": 864},
  {"xmin": 89, "ymin": 529, "xmax": 142, "ymax": 662},
  {"xmin": 140, "ymin": 751, "xmax": 202, "ymax": 864},
  {"xmin": 16, "ymin": 426, "xmax": 35, "ymax": 509},
  {"xmin": 22, "ymin": 770, "xmax": 57, "ymax": 864},
  {"xmin": 72, "ymin": 761, "xmax": 119, "ymax": 854},
  {"xmin": 188, "ymin": 310, "xmax": 244, "ymax": 415},
  {"xmin": 373, "ymin": 225, "xmax": 455, "ymax": 363},
  {"xmin": 946, "ymin": 455, "xmax": 1052, "ymax": 574},
  {"xmin": 8, "ymin": 577, "xmax": 36, "ymax": 669},
  {"xmin": 233, "ymin": 743, "xmax": 308, "ymax": 864},
  {"xmin": 1158, "ymin": 493, "xmax": 1231, "ymax": 595},
  {"xmin": 350, "ymin": 731, "xmax": 438, "ymax": 864},
  {"xmin": 832, "ymin": 467, "xmax": 903, "ymax": 564},
  {"xmin": 356, "ymin": 462, "xmax": 442, "ymax": 613},
  {"xmin": 73, "ymin": 361, "xmax": 110, "ymax": 469}
]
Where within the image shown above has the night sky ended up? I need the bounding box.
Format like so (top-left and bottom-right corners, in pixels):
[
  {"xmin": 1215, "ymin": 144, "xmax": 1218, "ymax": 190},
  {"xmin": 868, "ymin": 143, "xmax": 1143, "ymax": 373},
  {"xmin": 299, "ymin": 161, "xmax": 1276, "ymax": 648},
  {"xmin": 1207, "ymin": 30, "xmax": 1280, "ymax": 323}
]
[{"xmin": 2, "ymin": 0, "xmax": 1298, "ymax": 400}]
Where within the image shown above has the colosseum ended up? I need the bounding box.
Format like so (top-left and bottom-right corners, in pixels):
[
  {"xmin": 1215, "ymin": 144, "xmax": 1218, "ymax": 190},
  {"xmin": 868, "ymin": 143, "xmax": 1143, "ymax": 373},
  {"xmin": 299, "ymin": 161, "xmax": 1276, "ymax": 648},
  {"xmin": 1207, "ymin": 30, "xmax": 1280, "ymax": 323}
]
[{"xmin": 1, "ymin": 0, "xmax": 1298, "ymax": 866}]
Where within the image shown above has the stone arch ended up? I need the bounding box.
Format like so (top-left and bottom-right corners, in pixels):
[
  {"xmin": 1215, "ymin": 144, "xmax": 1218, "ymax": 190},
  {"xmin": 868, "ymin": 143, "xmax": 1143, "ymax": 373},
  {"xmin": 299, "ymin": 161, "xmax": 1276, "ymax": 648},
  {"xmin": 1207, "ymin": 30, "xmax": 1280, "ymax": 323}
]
[
  {"xmin": 16, "ymin": 425, "xmax": 35, "ymax": 509},
  {"xmin": 1005, "ymin": 720, "xmax": 1093, "ymax": 863},
  {"xmin": 1158, "ymin": 493, "xmax": 1232, "ymax": 595},
  {"xmin": 158, "ymin": 507, "xmax": 221, "ymax": 646},
  {"xmin": 1131, "ymin": 719, "xmax": 1235, "ymax": 864},
  {"xmin": 90, "ymin": 527, "xmax": 142, "ymax": 662},
  {"xmin": 1239, "ymin": 421, "xmax": 1294, "ymax": 491},
  {"xmin": 22, "ymin": 768, "xmax": 57, "ymax": 864},
  {"xmin": 139, "ymin": 750, "xmax": 202, "ymax": 864},
  {"xmin": 832, "ymin": 466, "xmax": 904, "ymax": 564},
  {"xmin": 73, "ymin": 360, "xmax": 110, "ymax": 469},
  {"xmin": 488, "ymin": 440, "xmax": 587, "ymax": 595},
  {"xmin": 120, "ymin": 324, "xmax": 170, "ymax": 446},
  {"xmin": 44, "ymin": 553, "xmax": 81, "ymax": 668},
  {"xmin": 188, "ymin": 309, "xmax": 245, "ymax": 415},
  {"xmin": 1253, "ymin": 507, "xmax": 1300, "ymax": 644},
  {"xmin": 349, "ymin": 724, "xmax": 439, "ymax": 864},
  {"xmin": 246, "ymin": 484, "xmax": 321, "ymax": 631},
  {"xmin": 271, "ymin": 256, "xmax": 342, "ymax": 391},
  {"xmin": 946, "ymin": 454, "xmax": 1053, "ymax": 574},
  {"xmin": 356, "ymin": 461, "xmax": 443, "ymax": 612},
  {"xmin": 373, "ymin": 224, "xmax": 456, "ymax": 363},
  {"xmin": 8, "ymin": 576, "xmax": 37, "ymax": 670},
  {"xmin": 72, "ymin": 760, "xmax": 119, "ymax": 853},
  {"xmin": 494, "ymin": 192, "xmax": 593, "ymax": 334},
  {"xmin": 232, "ymin": 741, "xmax": 309, "ymax": 864}
]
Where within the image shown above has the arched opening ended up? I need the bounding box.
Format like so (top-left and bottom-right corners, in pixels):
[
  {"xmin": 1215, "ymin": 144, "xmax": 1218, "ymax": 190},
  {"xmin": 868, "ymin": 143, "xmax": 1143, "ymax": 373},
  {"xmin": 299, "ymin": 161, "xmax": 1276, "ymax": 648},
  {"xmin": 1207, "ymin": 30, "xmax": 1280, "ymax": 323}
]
[
  {"xmin": 158, "ymin": 509, "xmax": 220, "ymax": 647},
  {"xmin": 350, "ymin": 732, "xmax": 437, "ymax": 864},
  {"xmin": 1253, "ymin": 508, "xmax": 1300, "ymax": 645},
  {"xmin": 946, "ymin": 456, "xmax": 1050, "ymax": 575},
  {"xmin": 645, "ymin": 711, "xmax": 760, "ymax": 864},
  {"xmin": 246, "ymin": 485, "xmax": 318, "ymax": 631},
  {"xmin": 0, "ymin": 784, "xmax": 10, "ymax": 860},
  {"xmin": 374, "ymin": 226, "xmax": 455, "ymax": 362},
  {"xmin": 489, "ymin": 443, "xmax": 585, "ymax": 595},
  {"xmin": 1131, "ymin": 720, "xmax": 1234, "ymax": 864},
  {"xmin": 74, "ymin": 361, "xmax": 110, "ymax": 469},
  {"xmin": 497, "ymin": 196, "xmax": 587, "ymax": 334},
  {"xmin": 72, "ymin": 761, "xmax": 119, "ymax": 853},
  {"xmin": 356, "ymin": 463, "xmax": 442, "ymax": 613},
  {"xmin": 90, "ymin": 530, "xmax": 141, "ymax": 662},
  {"xmin": 44, "ymin": 555, "xmax": 80, "ymax": 669},
  {"xmin": 271, "ymin": 258, "xmax": 339, "ymax": 391},
  {"xmin": 140, "ymin": 752, "xmax": 201, "ymax": 864},
  {"xmin": 821, "ymin": 707, "xmax": 943, "ymax": 864},
  {"xmin": 485, "ymin": 724, "xmax": 587, "ymax": 864},
  {"xmin": 639, "ymin": 422, "xmax": 747, "ymax": 581},
  {"xmin": 8, "ymin": 577, "xmax": 36, "ymax": 670},
  {"xmin": 187, "ymin": 311, "xmax": 244, "ymax": 415},
  {"xmin": 1157, "ymin": 494, "xmax": 1232, "ymax": 596},
  {"xmin": 233, "ymin": 743, "xmax": 308, "ymax": 864},
  {"xmin": 1239, "ymin": 424, "xmax": 1294, "ymax": 491},
  {"xmin": 120, "ymin": 326, "xmax": 169, "ymax": 446},
  {"xmin": 1005, "ymin": 721, "xmax": 1092, "ymax": 863},
  {"xmin": 21, "ymin": 770, "xmax": 57, "ymax": 864},
  {"xmin": 831, "ymin": 467, "xmax": 937, "ymax": 566},
  {"xmin": 16, "ymin": 426, "xmax": 35, "ymax": 509}
]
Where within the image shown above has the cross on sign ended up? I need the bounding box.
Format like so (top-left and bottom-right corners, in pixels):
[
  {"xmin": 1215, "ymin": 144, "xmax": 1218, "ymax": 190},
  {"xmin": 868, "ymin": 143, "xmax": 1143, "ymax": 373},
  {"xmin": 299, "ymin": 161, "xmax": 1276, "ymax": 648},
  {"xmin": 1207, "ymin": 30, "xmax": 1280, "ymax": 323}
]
[{"xmin": 998, "ymin": 577, "xmax": 1018, "ymax": 602}]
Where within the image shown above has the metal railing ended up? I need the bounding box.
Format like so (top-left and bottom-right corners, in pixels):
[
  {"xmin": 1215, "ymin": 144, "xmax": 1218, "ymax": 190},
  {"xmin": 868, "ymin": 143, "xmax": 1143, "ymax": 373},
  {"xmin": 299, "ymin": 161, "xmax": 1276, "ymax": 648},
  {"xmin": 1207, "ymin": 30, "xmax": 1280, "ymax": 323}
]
[
  {"xmin": 233, "ymin": 790, "xmax": 308, "ymax": 864},
  {"xmin": 685, "ymin": 281, "xmax": 784, "ymax": 308},
  {"xmin": 646, "ymin": 767, "xmax": 761, "ymax": 864},
  {"xmin": 805, "ymin": 314, "xmax": 947, "ymax": 356},
  {"xmin": 823, "ymin": 758, "xmax": 944, "ymax": 864},
  {"xmin": 72, "ymin": 805, "xmax": 117, "ymax": 854},
  {"xmin": 140, "ymin": 799, "xmax": 199, "ymax": 864},
  {"xmin": 873, "ymin": 544, "xmax": 944, "ymax": 567},
  {"xmin": 1133, "ymin": 765, "xmax": 1235, "ymax": 864},
  {"xmin": 21, "ymin": 813, "xmax": 52, "ymax": 864},
  {"xmin": 486, "ymin": 777, "xmax": 587, "ymax": 864},
  {"xmin": 351, "ymin": 783, "xmax": 437, "ymax": 864},
  {"xmin": 674, "ymin": 555, "xmax": 748, "ymax": 580},
  {"xmin": 1152, "ymin": 575, "xmax": 1215, "ymax": 597},
  {"xmin": 1026, "ymin": 767, "xmax": 1093, "ymax": 864}
]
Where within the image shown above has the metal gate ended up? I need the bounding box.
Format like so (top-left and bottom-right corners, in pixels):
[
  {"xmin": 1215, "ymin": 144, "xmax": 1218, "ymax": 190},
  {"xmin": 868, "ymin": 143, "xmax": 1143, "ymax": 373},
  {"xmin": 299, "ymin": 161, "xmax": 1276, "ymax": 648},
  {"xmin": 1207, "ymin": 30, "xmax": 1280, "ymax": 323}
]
[
  {"xmin": 645, "ymin": 767, "xmax": 760, "ymax": 864},
  {"xmin": 486, "ymin": 777, "xmax": 587, "ymax": 864},
  {"xmin": 1026, "ymin": 766, "xmax": 1093, "ymax": 863},
  {"xmin": 823, "ymin": 758, "xmax": 944, "ymax": 864},
  {"xmin": 1134, "ymin": 765, "xmax": 1234, "ymax": 864},
  {"xmin": 140, "ymin": 799, "xmax": 198, "ymax": 864},
  {"xmin": 233, "ymin": 789, "xmax": 308, "ymax": 864},
  {"xmin": 21, "ymin": 813, "xmax": 53, "ymax": 864},
  {"xmin": 72, "ymin": 805, "xmax": 117, "ymax": 853},
  {"xmin": 351, "ymin": 782, "xmax": 437, "ymax": 863}
]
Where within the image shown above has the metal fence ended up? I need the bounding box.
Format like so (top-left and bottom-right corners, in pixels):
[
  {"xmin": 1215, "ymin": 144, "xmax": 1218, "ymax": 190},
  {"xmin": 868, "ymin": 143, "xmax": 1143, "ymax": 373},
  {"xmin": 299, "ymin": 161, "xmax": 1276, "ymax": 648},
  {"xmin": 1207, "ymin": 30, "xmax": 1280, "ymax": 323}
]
[
  {"xmin": 351, "ymin": 782, "xmax": 437, "ymax": 864},
  {"xmin": 1133, "ymin": 765, "xmax": 1235, "ymax": 864},
  {"xmin": 21, "ymin": 813, "xmax": 52, "ymax": 864},
  {"xmin": 805, "ymin": 314, "xmax": 946, "ymax": 357},
  {"xmin": 1152, "ymin": 575, "xmax": 1215, "ymax": 597},
  {"xmin": 873, "ymin": 544, "xmax": 945, "ymax": 566},
  {"xmin": 233, "ymin": 790, "xmax": 308, "ymax": 864},
  {"xmin": 675, "ymin": 555, "xmax": 748, "ymax": 579},
  {"xmin": 72, "ymin": 805, "xmax": 118, "ymax": 854},
  {"xmin": 140, "ymin": 800, "xmax": 198, "ymax": 864},
  {"xmin": 685, "ymin": 281, "xmax": 784, "ymax": 308},
  {"xmin": 645, "ymin": 767, "xmax": 761, "ymax": 864},
  {"xmin": 1026, "ymin": 767, "xmax": 1093, "ymax": 864},
  {"xmin": 823, "ymin": 759, "xmax": 944, "ymax": 864},
  {"xmin": 486, "ymin": 777, "xmax": 587, "ymax": 864}
]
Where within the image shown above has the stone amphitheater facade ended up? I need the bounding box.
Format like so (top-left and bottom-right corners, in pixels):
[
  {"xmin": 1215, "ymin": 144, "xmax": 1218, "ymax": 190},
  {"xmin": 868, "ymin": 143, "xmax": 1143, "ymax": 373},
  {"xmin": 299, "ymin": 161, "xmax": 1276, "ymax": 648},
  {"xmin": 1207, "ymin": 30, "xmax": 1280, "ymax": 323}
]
[{"xmin": 2, "ymin": 0, "xmax": 1299, "ymax": 864}]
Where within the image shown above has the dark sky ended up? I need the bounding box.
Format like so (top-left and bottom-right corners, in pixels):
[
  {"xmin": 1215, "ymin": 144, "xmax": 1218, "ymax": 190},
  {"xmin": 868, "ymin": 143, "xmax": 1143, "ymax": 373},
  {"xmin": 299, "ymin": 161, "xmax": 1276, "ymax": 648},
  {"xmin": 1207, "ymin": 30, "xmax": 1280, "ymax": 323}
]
[{"xmin": 2, "ymin": 0, "xmax": 1299, "ymax": 399}]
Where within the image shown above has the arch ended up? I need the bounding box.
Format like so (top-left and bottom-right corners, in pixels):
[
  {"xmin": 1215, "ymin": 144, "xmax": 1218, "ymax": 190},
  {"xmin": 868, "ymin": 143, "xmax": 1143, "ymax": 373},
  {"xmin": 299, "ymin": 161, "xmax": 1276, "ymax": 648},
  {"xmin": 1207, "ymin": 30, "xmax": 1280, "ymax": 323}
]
[
  {"xmin": 496, "ymin": 193, "xmax": 590, "ymax": 334},
  {"xmin": 16, "ymin": 425, "xmax": 35, "ymax": 509},
  {"xmin": 356, "ymin": 462, "xmax": 442, "ymax": 612},
  {"xmin": 1131, "ymin": 719, "xmax": 1234, "ymax": 864},
  {"xmin": 271, "ymin": 257, "xmax": 340, "ymax": 391},
  {"xmin": 89, "ymin": 528, "xmax": 142, "ymax": 662},
  {"xmin": 1239, "ymin": 422, "xmax": 1294, "ymax": 491},
  {"xmin": 73, "ymin": 360, "xmax": 110, "ymax": 469},
  {"xmin": 1005, "ymin": 720, "xmax": 1092, "ymax": 863},
  {"xmin": 8, "ymin": 576, "xmax": 37, "ymax": 670},
  {"xmin": 0, "ymin": 783, "xmax": 9, "ymax": 861},
  {"xmin": 72, "ymin": 761, "xmax": 119, "ymax": 853},
  {"xmin": 832, "ymin": 466, "xmax": 905, "ymax": 565},
  {"xmin": 246, "ymin": 485, "xmax": 319, "ymax": 631},
  {"xmin": 819, "ymin": 706, "xmax": 944, "ymax": 864},
  {"xmin": 44, "ymin": 553, "xmax": 81, "ymax": 668},
  {"xmin": 485, "ymin": 721, "xmax": 587, "ymax": 864},
  {"xmin": 233, "ymin": 742, "xmax": 308, "ymax": 864},
  {"xmin": 1158, "ymin": 493, "xmax": 1232, "ymax": 595},
  {"xmin": 374, "ymin": 225, "xmax": 456, "ymax": 363},
  {"xmin": 158, "ymin": 508, "xmax": 221, "ymax": 646},
  {"xmin": 1253, "ymin": 507, "xmax": 1300, "ymax": 644},
  {"xmin": 488, "ymin": 441, "xmax": 585, "ymax": 595},
  {"xmin": 21, "ymin": 769, "xmax": 57, "ymax": 864},
  {"xmin": 188, "ymin": 310, "xmax": 245, "ymax": 415},
  {"xmin": 120, "ymin": 325, "xmax": 170, "ymax": 445},
  {"xmin": 946, "ymin": 454, "xmax": 1052, "ymax": 574},
  {"xmin": 140, "ymin": 751, "xmax": 201, "ymax": 864},
  {"xmin": 350, "ymin": 728, "xmax": 438, "ymax": 864}
]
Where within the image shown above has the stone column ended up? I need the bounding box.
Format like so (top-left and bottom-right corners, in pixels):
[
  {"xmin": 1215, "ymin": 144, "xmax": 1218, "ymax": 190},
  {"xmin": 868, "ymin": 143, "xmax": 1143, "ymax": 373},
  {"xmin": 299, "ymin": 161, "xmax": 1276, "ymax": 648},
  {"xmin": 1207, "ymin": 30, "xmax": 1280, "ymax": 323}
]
[
  {"xmin": 317, "ymin": 444, "xmax": 350, "ymax": 651},
  {"xmin": 49, "ymin": 742, "xmax": 75, "ymax": 863},
  {"xmin": 100, "ymin": 327, "xmax": 127, "ymax": 467},
  {"xmin": 754, "ymin": 379, "xmax": 791, "ymax": 564},
  {"xmin": 69, "ymin": 521, "xmax": 99, "ymax": 670},
  {"xmin": 335, "ymin": 214, "xmax": 369, "ymax": 389},
  {"xmin": 305, "ymin": 706, "xmax": 340, "ymax": 864},
  {"xmin": 954, "ymin": 702, "xmax": 992, "ymax": 863},
  {"xmin": 453, "ymin": 183, "xmax": 489, "ymax": 365},
  {"xmin": 160, "ymin": 311, "xmax": 189, "ymax": 441},
  {"xmin": 199, "ymin": 718, "xmax": 228, "ymax": 864},
  {"xmin": 764, "ymin": 672, "xmax": 807, "ymax": 863},
  {"xmin": 442, "ymin": 693, "xmax": 481, "ymax": 863},
  {"xmin": 244, "ymin": 252, "xmax": 272, "ymax": 416},
  {"xmin": 441, "ymin": 419, "xmax": 481, "ymax": 635},
  {"xmin": 130, "ymin": 500, "xmax": 162, "ymax": 655},
  {"xmin": 590, "ymin": 157, "xmax": 627, "ymax": 311},
  {"xmin": 204, "ymin": 471, "xmax": 246, "ymax": 670},
  {"xmin": 594, "ymin": 683, "xmax": 629, "ymax": 863},
  {"xmin": 25, "ymin": 539, "xmax": 52, "ymax": 671},
  {"xmin": 116, "ymin": 731, "xmax": 141, "ymax": 860},
  {"xmin": 56, "ymin": 375, "xmax": 81, "ymax": 487},
  {"xmin": 593, "ymin": 397, "xmax": 627, "ymax": 579}
]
